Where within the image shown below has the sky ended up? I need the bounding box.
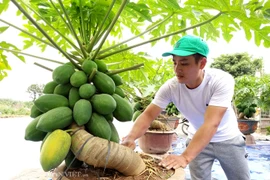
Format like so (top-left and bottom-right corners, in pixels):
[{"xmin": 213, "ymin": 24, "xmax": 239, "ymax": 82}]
[{"xmin": 0, "ymin": 3, "xmax": 269, "ymax": 102}]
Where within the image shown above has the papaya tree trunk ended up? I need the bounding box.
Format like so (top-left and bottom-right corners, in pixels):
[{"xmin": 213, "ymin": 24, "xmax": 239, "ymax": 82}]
[{"xmin": 70, "ymin": 128, "xmax": 146, "ymax": 176}]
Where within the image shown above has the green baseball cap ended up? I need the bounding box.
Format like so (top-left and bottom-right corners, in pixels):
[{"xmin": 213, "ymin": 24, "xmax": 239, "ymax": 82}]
[{"xmin": 162, "ymin": 35, "xmax": 209, "ymax": 57}]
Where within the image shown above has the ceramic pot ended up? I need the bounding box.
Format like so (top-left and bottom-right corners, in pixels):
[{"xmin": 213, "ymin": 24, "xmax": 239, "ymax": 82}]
[
  {"xmin": 138, "ymin": 130, "xmax": 175, "ymax": 154},
  {"xmin": 237, "ymin": 119, "xmax": 259, "ymax": 135}
]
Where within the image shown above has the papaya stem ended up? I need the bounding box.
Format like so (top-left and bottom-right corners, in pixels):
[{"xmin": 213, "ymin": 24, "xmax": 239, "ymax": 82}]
[
  {"xmin": 87, "ymin": 0, "xmax": 116, "ymax": 53},
  {"xmin": 79, "ymin": 0, "xmax": 87, "ymax": 45},
  {"xmin": 57, "ymin": 0, "xmax": 88, "ymax": 58},
  {"xmin": 10, "ymin": 0, "xmax": 81, "ymax": 70},
  {"xmin": 67, "ymin": 53, "xmax": 83, "ymax": 63},
  {"xmin": 0, "ymin": 18, "xmax": 54, "ymax": 48},
  {"xmin": 65, "ymin": 129, "xmax": 74, "ymax": 133},
  {"xmin": 92, "ymin": 0, "xmax": 128, "ymax": 60},
  {"xmin": 19, "ymin": 1, "xmax": 82, "ymax": 54},
  {"xmin": 33, "ymin": 62, "xmax": 53, "ymax": 71},
  {"xmin": 88, "ymin": 68, "xmax": 97, "ymax": 82},
  {"xmin": 48, "ymin": 0, "xmax": 86, "ymax": 59},
  {"xmin": 107, "ymin": 63, "xmax": 144, "ymax": 75}
]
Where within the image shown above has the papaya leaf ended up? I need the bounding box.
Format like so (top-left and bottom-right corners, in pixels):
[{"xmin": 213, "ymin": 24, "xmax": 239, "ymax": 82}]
[
  {"xmin": 196, "ymin": 13, "xmax": 221, "ymax": 40},
  {"xmin": 0, "ymin": 48, "xmax": 11, "ymax": 80},
  {"xmin": 231, "ymin": 0, "xmax": 244, "ymax": 6},
  {"xmin": 145, "ymin": 0, "xmax": 183, "ymax": 45},
  {"xmin": 244, "ymin": 0, "xmax": 264, "ymax": 12},
  {"xmin": 125, "ymin": 3, "xmax": 152, "ymax": 22},
  {"xmin": 0, "ymin": 51, "xmax": 10, "ymax": 69},
  {"xmin": 254, "ymin": 26, "xmax": 270, "ymax": 47},
  {"xmin": 159, "ymin": 0, "xmax": 181, "ymax": 10},
  {"xmin": 218, "ymin": 16, "xmax": 238, "ymax": 42},
  {"xmin": 264, "ymin": 0, "xmax": 270, "ymax": 9},
  {"xmin": 0, "ymin": 26, "xmax": 9, "ymax": 34},
  {"xmin": 263, "ymin": 8, "xmax": 270, "ymax": 19},
  {"xmin": 0, "ymin": 70, "xmax": 8, "ymax": 81},
  {"xmin": 0, "ymin": 0, "xmax": 10, "ymax": 15},
  {"xmin": 115, "ymin": 2, "xmax": 152, "ymax": 37},
  {"xmin": 12, "ymin": 53, "xmax": 25, "ymax": 63},
  {"xmin": 184, "ymin": 0, "xmax": 227, "ymax": 11},
  {"xmin": 23, "ymin": 40, "xmax": 33, "ymax": 50},
  {"xmin": 0, "ymin": 41, "xmax": 25, "ymax": 62}
]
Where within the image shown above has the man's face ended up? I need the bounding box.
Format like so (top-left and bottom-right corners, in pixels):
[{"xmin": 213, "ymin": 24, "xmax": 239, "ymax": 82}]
[{"xmin": 172, "ymin": 55, "xmax": 206, "ymax": 88}]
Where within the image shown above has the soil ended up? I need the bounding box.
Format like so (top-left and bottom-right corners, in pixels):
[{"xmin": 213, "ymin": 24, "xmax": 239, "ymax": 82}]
[{"xmin": 54, "ymin": 154, "xmax": 175, "ymax": 180}]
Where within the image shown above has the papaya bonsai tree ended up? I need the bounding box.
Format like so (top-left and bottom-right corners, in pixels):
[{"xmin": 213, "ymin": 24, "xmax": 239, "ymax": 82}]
[
  {"xmin": 0, "ymin": 0, "xmax": 270, "ymax": 176},
  {"xmin": 234, "ymin": 73, "xmax": 270, "ymax": 119},
  {"xmin": 234, "ymin": 74, "xmax": 270, "ymax": 135},
  {"xmin": 234, "ymin": 75, "xmax": 260, "ymax": 120}
]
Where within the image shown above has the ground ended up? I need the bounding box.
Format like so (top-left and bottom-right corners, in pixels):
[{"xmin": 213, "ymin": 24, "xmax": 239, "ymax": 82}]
[{"xmin": 13, "ymin": 154, "xmax": 178, "ymax": 180}]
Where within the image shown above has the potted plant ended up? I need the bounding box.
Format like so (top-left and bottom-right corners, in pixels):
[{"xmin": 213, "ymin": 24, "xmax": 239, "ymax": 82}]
[
  {"xmin": 236, "ymin": 103, "xmax": 258, "ymax": 135},
  {"xmin": 133, "ymin": 95, "xmax": 179, "ymax": 154},
  {"xmin": 234, "ymin": 75, "xmax": 260, "ymax": 135},
  {"xmin": 138, "ymin": 120, "xmax": 176, "ymax": 154},
  {"xmin": 132, "ymin": 93, "xmax": 180, "ymax": 129}
]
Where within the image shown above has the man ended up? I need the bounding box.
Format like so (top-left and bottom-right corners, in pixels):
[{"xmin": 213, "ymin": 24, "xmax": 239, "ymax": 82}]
[{"xmin": 122, "ymin": 35, "xmax": 250, "ymax": 179}]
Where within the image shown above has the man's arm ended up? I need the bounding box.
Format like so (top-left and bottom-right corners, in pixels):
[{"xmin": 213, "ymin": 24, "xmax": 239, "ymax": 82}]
[
  {"xmin": 160, "ymin": 105, "xmax": 227, "ymax": 169},
  {"xmin": 181, "ymin": 105, "xmax": 227, "ymax": 162},
  {"xmin": 121, "ymin": 103, "xmax": 162, "ymax": 149}
]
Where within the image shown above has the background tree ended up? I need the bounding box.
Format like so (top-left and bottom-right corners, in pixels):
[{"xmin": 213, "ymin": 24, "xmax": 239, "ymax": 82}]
[
  {"xmin": 210, "ymin": 52, "xmax": 263, "ymax": 78},
  {"xmin": 26, "ymin": 84, "xmax": 44, "ymax": 101}
]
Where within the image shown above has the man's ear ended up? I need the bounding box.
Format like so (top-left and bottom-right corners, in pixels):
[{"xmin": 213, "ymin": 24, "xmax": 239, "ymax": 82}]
[{"xmin": 200, "ymin": 57, "xmax": 207, "ymax": 69}]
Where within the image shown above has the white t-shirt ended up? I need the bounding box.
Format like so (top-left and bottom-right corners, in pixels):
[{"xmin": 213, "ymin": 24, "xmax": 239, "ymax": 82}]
[{"xmin": 152, "ymin": 68, "xmax": 241, "ymax": 142}]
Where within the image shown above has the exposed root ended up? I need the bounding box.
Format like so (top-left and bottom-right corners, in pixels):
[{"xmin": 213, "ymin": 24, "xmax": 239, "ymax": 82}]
[
  {"xmin": 149, "ymin": 120, "xmax": 168, "ymax": 131},
  {"xmin": 139, "ymin": 154, "xmax": 174, "ymax": 180},
  {"xmin": 61, "ymin": 154, "xmax": 174, "ymax": 180}
]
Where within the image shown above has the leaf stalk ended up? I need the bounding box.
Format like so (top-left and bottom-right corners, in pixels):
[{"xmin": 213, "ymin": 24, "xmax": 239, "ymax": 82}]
[
  {"xmin": 0, "ymin": 47, "xmax": 64, "ymax": 64},
  {"xmin": 107, "ymin": 63, "xmax": 144, "ymax": 75},
  {"xmin": 57, "ymin": 0, "xmax": 87, "ymax": 58},
  {"xmin": 99, "ymin": 13, "xmax": 174, "ymax": 55},
  {"xmin": 10, "ymin": 0, "xmax": 81, "ymax": 70},
  {"xmin": 92, "ymin": 0, "xmax": 128, "ymax": 60},
  {"xmin": 97, "ymin": 12, "xmax": 223, "ymax": 59},
  {"xmin": 86, "ymin": 0, "xmax": 116, "ymax": 53}
]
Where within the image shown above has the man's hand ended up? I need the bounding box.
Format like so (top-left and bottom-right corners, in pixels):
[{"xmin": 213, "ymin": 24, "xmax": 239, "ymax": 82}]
[
  {"xmin": 158, "ymin": 154, "xmax": 188, "ymax": 169},
  {"xmin": 121, "ymin": 136, "xmax": 136, "ymax": 150}
]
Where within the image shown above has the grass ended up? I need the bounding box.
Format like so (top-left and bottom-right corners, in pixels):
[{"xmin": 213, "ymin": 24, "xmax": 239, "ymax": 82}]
[{"xmin": 0, "ymin": 98, "xmax": 33, "ymax": 117}]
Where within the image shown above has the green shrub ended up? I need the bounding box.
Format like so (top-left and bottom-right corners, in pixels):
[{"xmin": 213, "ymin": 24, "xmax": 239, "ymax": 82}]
[
  {"xmin": 266, "ymin": 126, "xmax": 270, "ymax": 135},
  {"xmin": 0, "ymin": 99, "xmax": 33, "ymax": 116}
]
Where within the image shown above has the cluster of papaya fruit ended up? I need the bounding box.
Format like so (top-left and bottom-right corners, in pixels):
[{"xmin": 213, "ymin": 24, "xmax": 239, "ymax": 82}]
[
  {"xmin": 236, "ymin": 103, "xmax": 257, "ymax": 118},
  {"xmin": 165, "ymin": 102, "xmax": 180, "ymax": 116},
  {"xmin": 24, "ymin": 60, "xmax": 134, "ymax": 172},
  {"xmin": 132, "ymin": 93, "xmax": 154, "ymax": 121}
]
